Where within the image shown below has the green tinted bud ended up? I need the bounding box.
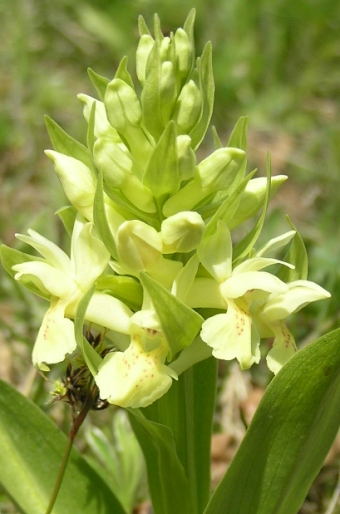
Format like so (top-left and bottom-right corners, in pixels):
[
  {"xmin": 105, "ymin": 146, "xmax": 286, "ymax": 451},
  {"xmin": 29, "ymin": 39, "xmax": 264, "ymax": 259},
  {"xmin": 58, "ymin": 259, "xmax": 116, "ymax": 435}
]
[
  {"xmin": 188, "ymin": 43, "xmax": 214, "ymax": 149},
  {"xmin": 77, "ymin": 94, "xmax": 121, "ymax": 141},
  {"xmin": 174, "ymin": 28, "xmax": 194, "ymax": 80},
  {"xmin": 105, "ymin": 78, "xmax": 152, "ymax": 168},
  {"xmin": 45, "ymin": 150, "xmax": 96, "ymax": 220},
  {"xmin": 136, "ymin": 34, "xmax": 155, "ymax": 85},
  {"xmin": 117, "ymin": 221, "xmax": 162, "ymax": 272},
  {"xmin": 161, "ymin": 211, "xmax": 204, "ymax": 253},
  {"xmin": 172, "ymin": 79, "xmax": 202, "ymax": 133},
  {"xmin": 94, "ymin": 137, "xmax": 156, "ymax": 214},
  {"xmin": 177, "ymin": 135, "xmax": 196, "ymax": 181},
  {"xmin": 197, "ymin": 148, "xmax": 245, "ymax": 189},
  {"xmin": 163, "ymin": 148, "xmax": 245, "ymax": 217},
  {"xmin": 105, "ymin": 78, "xmax": 142, "ymax": 132},
  {"xmin": 228, "ymin": 175, "xmax": 288, "ymax": 230},
  {"xmin": 94, "ymin": 137, "xmax": 134, "ymax": 188},
  {"xmin": 142, "ymin": 40, "xmax": 178, "ymax": 140},
  {"xmin": 159, "ymin": 37, "xmax": 171, "ymax": 63},
  {"xmin": 160, "ymin": 61, "xmax": 177, "ymax": 123}
]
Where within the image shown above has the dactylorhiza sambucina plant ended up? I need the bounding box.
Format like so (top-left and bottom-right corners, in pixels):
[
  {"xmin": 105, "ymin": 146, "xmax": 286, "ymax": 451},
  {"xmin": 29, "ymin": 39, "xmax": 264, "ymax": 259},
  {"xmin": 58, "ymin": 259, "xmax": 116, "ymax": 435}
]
[
  {"xmin": 0, "ymin": 11, "xmax": 340, "ymax": 514},
  {"xmin": 1, "ymin": 10, "xmax": 334, "ymax": 514}
]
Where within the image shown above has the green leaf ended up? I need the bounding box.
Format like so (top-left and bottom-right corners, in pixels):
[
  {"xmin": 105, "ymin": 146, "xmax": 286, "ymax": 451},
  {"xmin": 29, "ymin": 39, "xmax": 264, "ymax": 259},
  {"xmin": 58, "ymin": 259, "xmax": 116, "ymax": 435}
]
[
  {"xmin": 227, "ymin": 116, "xmax": 248, "ymax": 180},
  {"xmin": 44, "ymin": 116, "xmax": 94, "ymax": 171},
  {"xmin": 204, "ymin": 328, "xmax": 340, "ymax": 514},
  {"xmin": 211, "ymin": 126, "xmax": 223, "ymax": 149},
  {"xmin": 139, "ymin": 272, "xmax": 203, "ymax": 359},
  {"xmin": 103, "ymin": 184, "xmax": 159, "ymax": 230},
  {"xmin": 128, "ymin": 408, "xmax": 191, "ymax": 514},
  {"xmin": 143, "ymin": 357, "xmax": 217, "ymax": 514},
  {"xmin": 85, "ymin": 411, "xmax": 145, "ymax": 514},
  {"xmin": 87, "ymin": 68, "xmax": 110, "ymax": 101},
  {"xmin": 0, "ymin": 245, "xmax": 49, "ymax": 300},
  {"xmin": 227, "ymin": 116, "xmax": 248, "ymax": 151},
  {"xmin": 277, "ymin": 216, "xmax": 309, "ymax": 282},
  {"xmin": 0, "ymin": 378, "xmax": 124, "ymax": 514},
  {"xmin": 96, "ymin": 275, "xmax": 143, "ymax": 312},
  {"xmin": 143, "ymin": 120, "xmax": 180, "ymax": 197},
  {"xmin": 189, "ymin": 42, "xmax": 215, "ymax": 150},
  {"xmin": 93, "ymin": 170, "xmax": 119, "ymax": 260},
  {"xmin": 140, "ymin": 41, "xmax": 164, "ymax": 140},
  {"xmin": 74, "ymin": 285, "xmax": 102, "ymax": 376},
  {"xmin": 232, "ymin": 154, "xmax": 271, "ymax": 264},
  {"xmin": 183, "ymin": 8, "xmax": 196, "ymax": 50},
  {"xmin": 115, "ymin": 56, "xmax": 134, "ymax": 89},
  {"xmin": 87, "ymin": 100, "xmax": 96, "ymax": 152},
  {"xmin": 138, "ymin": 15, "xmax": 151, "ymax": 37},
  {"xmin": 56, "ymin": 206, "xmax": 77, "ymax": 237},
  {"xmin": 203, "ymin": 170, "xmax": 256, "ymax": 233}
]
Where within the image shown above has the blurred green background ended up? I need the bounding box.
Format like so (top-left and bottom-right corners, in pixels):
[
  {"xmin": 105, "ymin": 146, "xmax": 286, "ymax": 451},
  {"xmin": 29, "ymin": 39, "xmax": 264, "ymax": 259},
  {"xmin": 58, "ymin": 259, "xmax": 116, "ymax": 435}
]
[{"xmin": 0, "ymin": 0, "xmax": 340, "ymax": 512}]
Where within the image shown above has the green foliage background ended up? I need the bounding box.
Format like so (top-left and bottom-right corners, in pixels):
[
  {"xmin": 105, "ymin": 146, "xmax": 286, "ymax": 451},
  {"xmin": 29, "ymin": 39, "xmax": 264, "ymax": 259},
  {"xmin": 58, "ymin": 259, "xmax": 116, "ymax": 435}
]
[{"xmin": 0, "ymin": 0, "xmax": 339, "ymax": 511}]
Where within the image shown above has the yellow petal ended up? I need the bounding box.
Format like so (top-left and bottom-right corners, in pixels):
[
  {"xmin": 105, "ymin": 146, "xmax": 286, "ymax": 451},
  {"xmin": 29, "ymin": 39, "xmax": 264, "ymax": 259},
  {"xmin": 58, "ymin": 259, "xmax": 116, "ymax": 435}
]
[{"xmin": 95, "ymin": 333, "xmax": 177, "ymax": 408}]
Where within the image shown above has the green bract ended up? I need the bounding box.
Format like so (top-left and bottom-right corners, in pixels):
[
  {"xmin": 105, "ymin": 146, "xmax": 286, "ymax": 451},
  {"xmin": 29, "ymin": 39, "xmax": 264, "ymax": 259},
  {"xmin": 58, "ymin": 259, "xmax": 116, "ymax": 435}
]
[{"xmin": 0, "ymin": 10, "xmax": 330, "ymax": 409}]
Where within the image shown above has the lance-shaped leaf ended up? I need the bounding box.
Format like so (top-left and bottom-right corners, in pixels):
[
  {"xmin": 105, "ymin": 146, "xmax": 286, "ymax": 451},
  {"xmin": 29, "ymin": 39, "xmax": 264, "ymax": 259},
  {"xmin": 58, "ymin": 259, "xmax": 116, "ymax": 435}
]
[
  {"xmin": 44, "ymin": 116, "xmax": 93, "ymax": 171},
  {"xmin": 0, "ymin": 245, "xmax": 49, "ymax": 300},
  {"xmin": 142, "ymin": 357, "xmax": 217, "ymax": 514},
  {"xmin": 226, "ymin": 116, "xmax": 248, "ymax": 182},
  {"xmin": 141, "ymin": 39, "xmax": 175, "ymax": 140},
  {"xmin": 93, "ymin": 170, "xmax": 119, "ymax": 260},
  {"xmin": 204, "ymin": 327, "xmax": 340, "ymax": 514},
  {"xmin": 0, "ymin": 378, "xmax": 125, "ymax": 514},
  {"xmin": 189, "ymin": 42, "xmax": 214, "ymax": 150},
  {"xmin": 88, "ymin": 67, "xmax": 109, "ymax": 101},
  {"xmin": 232, "ymin": 154, "xmax": 272, "ymax": 264},
  {"xmin": 114, "ymin": 56, "xmax": 135, "ymax": 89},
  {"xmin": 143, "ymin": 120, "xmax": 180, "ymax": 197},
  {"xmin": 277, "ymin": 216, "xmax": 309, "ymax": 282},
  {"xmin": 56, "ymin": 206, "xmax": 77, "ymax": 237},
  {"xmin": 128, "ymin": 409, "xmax": 191, "ymax": 514},
  {"xmin": 139, "ymin": 272, "xmax": 203, "ymax": 360},
  {"xmin": 74, "ymin": 285, "xmax": 104, "ymax": 377}
]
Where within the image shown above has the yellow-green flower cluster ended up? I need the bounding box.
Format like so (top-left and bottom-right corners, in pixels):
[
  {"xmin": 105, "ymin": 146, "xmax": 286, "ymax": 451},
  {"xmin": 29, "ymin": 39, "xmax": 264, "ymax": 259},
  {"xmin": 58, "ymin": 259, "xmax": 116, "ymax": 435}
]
[{"xmin": 1, "ymin": 10, "xmax": 330, "ymax": 408}]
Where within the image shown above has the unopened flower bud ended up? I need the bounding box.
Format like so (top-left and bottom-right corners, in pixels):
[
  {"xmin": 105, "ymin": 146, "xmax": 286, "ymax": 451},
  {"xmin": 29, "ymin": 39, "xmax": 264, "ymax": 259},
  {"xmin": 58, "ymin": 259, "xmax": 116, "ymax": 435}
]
[
  {"xmin": 174, "ymin": 28, "xmax": 194, "ymax": 80},
  {"xmin": 105, "ymin": 78, "xmax": 142, "ymax": 132},
  {"xmin": 136, "ymin": 34, "xmax": 155, "ymax": 85},
  {"xmin": 177, "ymin": 135, "xmax": 196, "ymax": 181},
  {"xmin": 160, "ymin": 61, "xmax": 177, "ymax": 123},
  {"xmin": 94, "ymin": 138, "xmax": 157, "ymax": 213},
  {"xmin": 163, "ymin": 147, "xmax": 245, "ymax": 217},
  {"xmin": 159, "ymin": 37, "xmax": 171, "ymax": 62},
  {"xmin": 161, "ymin": 211, "xmax": 204, "ymax": 253},
  {"xmin": 172, "ymin": 79, "xmax": 202, "ymax": 133},
  {"xmin": 197, "ymin": 147, "xmax": 245, "ymax": 189},
  {"xmin": 117, "ymin": 221, "xmax": 162, "ymax": 272},
  {"xmin": 45, "ymin": 150, "xmax": 96, "ymax": 220},
  {"xmin": 228, "ymin": 175, "xmax": 288, "ymax": 229},
  {"xmin": 77, "ymin": 94, "xmax": 122, "ymax": 141},
  {"xmin": 94, "ymin": 137, "xmax": 134, "ymax": 188}
]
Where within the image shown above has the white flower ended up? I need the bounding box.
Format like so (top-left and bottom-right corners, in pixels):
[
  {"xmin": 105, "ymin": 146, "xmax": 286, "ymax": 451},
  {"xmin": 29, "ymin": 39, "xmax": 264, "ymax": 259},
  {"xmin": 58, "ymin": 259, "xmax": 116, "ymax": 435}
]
[
  {"xmin": 95, "ymin": 309, "xmax": 177, "ymax": 408},
  {"xmin": 257, "ymin": 280, "xmax": 331, "ymax": 373},
  {"xmin": 13, "ymin": 216, "xmax": 132, "ymax": 369},
  {"xmin": 196, "ymin": 221, "xmax": 290, "ymax": 369}
]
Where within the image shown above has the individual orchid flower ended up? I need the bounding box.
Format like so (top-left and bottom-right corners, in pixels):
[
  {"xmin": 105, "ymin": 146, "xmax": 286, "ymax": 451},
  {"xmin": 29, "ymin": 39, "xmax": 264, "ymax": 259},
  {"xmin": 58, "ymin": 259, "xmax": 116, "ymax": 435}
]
[
  {"xmin": 196, "ymin": 221, "xmax": 294, "ymax": 370},
  {"xmin": 95, "ymin": 308, "xmax": 177, "ymax": 408},
  {"xmin": 12, "ymin": 215, "xmax": 132, "ymax": 370},
  {"xmin": 256, "ymin": 280, "xmax": 331, "ymax": 374}
]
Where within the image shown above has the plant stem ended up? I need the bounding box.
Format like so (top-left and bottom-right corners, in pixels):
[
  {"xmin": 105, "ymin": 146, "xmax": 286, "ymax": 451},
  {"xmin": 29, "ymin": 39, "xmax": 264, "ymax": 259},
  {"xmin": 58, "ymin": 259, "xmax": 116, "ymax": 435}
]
[{"xmin": 44, "ymin": 385, "xmax": 98, "ymax": 514}]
